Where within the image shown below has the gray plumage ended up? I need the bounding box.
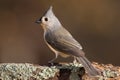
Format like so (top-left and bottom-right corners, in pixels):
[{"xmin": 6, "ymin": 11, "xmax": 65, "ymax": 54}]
[{"xmin": 36, "ymin": 6, "xmax": 100, "ymax": 76}]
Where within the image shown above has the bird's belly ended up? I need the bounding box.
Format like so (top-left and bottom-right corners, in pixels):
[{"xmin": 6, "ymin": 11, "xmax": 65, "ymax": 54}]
[{"xmin": 59, "ymin": 52, "xmax": 70, "ymax": 58}]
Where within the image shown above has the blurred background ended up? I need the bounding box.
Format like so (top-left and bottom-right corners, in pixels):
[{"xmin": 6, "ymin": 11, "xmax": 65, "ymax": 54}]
[{"xmin": 0, "ymin": 0, "xmax": 120, "ymax": 65}]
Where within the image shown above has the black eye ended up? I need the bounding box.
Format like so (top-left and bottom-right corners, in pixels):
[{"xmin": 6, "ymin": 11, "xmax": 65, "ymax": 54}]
[{"xmin": 44, "ymin": 17, "xmax": 48, "ymax": 21}]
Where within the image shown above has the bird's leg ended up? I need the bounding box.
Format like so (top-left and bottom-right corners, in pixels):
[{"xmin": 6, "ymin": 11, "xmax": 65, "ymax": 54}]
[
  {"xmin": 73, "ymin": 56, "xmax": 78, "ymax": 64},
  {"xmin": 48, "ymin": 53, "xmax": 58, "ymax": 63},
  {"xmin": 48, "ymin": 57, "xmax": 57, "ymax": 63}
]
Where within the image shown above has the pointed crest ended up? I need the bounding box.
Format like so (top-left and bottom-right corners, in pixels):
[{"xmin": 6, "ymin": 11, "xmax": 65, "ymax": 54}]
[{"xmin": 45, "ymin": 6, "xmax": 54, "ymax": 18}]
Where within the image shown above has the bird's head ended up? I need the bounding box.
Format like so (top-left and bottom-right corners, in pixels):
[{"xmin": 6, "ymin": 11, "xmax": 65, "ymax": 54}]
[{"xmin": 36, "ymin": 6, "xmax": 61, "ymax": 30}]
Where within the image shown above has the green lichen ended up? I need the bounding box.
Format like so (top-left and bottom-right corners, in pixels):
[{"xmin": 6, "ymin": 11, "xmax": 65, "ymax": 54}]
[
  {"xmin": 57, "ymin": 62, "xmax": 83, "ymax": 69},
  {"xmin": 103, "ymin": 69, "xmax": 120, "ymax": 78},
  {"xmin": 98, "ymin": 68, "xmax": 120, "ymax": 80},
  {"xmin": 0, "ymin": 63, "xmax": 59, "ymax": 80}
]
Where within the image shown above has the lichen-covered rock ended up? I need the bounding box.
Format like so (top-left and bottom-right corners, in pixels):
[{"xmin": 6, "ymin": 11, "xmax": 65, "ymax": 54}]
[
  {"xmin": 0, "ymin": 63, "xmax": 59, "ymax": 80},
  {"xmin": 0, "ymin": 62, "xmax": 120, "ymax": 80}
]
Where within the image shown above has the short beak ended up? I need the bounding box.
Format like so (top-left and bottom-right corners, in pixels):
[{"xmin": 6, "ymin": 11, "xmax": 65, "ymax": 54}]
[{"xmin": 35, "ymin": 18, "xmax": 41, "ymax": 24}]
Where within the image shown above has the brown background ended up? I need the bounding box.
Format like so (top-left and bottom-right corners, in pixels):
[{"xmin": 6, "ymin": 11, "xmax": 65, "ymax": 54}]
[{"xmin": 0, "ymin": 0, "xmax": 120, "ymax": 65}]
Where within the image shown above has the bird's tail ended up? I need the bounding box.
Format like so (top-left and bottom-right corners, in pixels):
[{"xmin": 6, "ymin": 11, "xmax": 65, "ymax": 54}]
[{"xmin": 76, "ymin": 56, "xmax": 100, "ymax": 76}]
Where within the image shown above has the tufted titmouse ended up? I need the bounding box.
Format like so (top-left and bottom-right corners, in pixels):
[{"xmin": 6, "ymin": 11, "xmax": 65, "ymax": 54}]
[{"xmin": 36, "ymin": 6, "xmax": 100, "ymax": 76}]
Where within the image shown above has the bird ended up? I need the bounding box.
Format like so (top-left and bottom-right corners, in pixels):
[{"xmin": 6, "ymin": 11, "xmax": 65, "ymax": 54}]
[{"xmin": 36, "ymin": 6, "xmax": 100, "ymax": 76}]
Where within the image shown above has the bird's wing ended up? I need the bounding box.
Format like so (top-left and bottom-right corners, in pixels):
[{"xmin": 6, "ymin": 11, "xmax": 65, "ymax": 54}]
[
  {"xmin": 55, "ymin": 34, "xmax": 84, "ymax": 57},
  {"xmin": 58, "ymin": 35, "xmax": 82, "ymax": 49},
  {"xmin": 45, "ymin": 27, "xmax": 84, "ymax": 57}
]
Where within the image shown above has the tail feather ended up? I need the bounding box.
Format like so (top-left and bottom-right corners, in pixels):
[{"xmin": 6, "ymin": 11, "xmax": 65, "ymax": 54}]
[{"xmin": 76, "ymin": 56, "xmax": 100, "ymax": 76}]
